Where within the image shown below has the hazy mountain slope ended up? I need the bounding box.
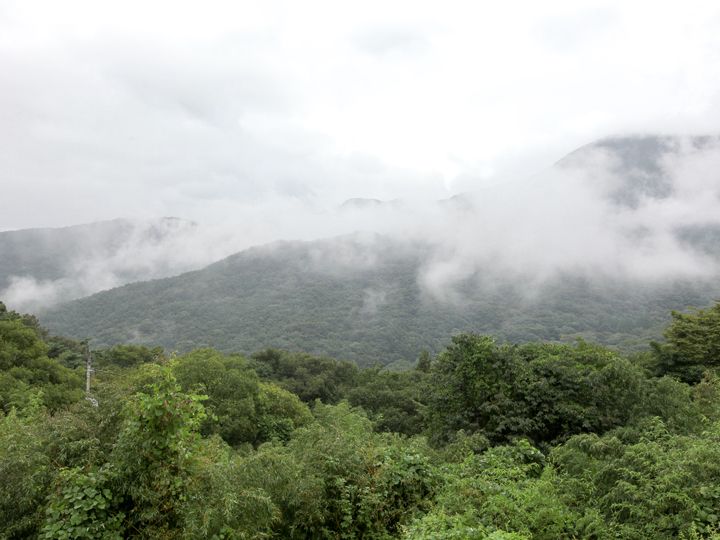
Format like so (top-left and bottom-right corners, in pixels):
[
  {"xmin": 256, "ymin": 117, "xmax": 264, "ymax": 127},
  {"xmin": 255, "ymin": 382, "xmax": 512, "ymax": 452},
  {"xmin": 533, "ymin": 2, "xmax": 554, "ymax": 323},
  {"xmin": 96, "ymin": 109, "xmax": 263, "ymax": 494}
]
[
  {"xmin": 42, "ymin": 235, "xmax": 434, "ymax": 365},
  {"xmin": 0, "ymin": 219, "xmax": 136, "ymax": 289},
  {"xmin": 557, "ymin": 134, "xmax": 720, "ymax": 207},
  {"xmin": 25, "ymin": 134, "xmax": 720, "ymax": 365},
  {"xmin": 0, "ymin": 217, "xmax": 216, "ymax": 312},
  {"xmin": 41, "ymin": 233, "xmax": 720, "ymax": 366}
]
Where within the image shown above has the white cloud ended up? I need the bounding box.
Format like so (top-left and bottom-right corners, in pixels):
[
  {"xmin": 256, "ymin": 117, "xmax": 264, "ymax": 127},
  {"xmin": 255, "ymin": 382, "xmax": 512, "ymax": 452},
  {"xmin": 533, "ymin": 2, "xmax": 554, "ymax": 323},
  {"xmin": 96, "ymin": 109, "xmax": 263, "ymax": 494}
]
[{"xmin": 1, "ymin": 0, "xmax": 720, "ymax": 231}]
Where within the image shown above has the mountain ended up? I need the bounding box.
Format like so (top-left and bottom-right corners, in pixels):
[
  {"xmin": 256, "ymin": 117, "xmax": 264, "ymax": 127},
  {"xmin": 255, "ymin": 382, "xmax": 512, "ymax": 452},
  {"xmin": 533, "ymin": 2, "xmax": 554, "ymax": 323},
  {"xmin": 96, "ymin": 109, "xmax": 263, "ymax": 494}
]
[
  {"xmin": 0, "ymin": 217, "xmax": 205, "ymax": 312},
  {"xmin": 556, "ymin": 134, "xmax": 720, "ymax": 261},
  {"xmin": 557, "ymin": 134, "xmax": 720, "ymax": 207},
  {"xmin": 1, "ymin": 218, "xmax": 138, "ymax": 289},
  {"xmin": 40, "ymin": 232, "xmax": 720, "ymax": 367}
]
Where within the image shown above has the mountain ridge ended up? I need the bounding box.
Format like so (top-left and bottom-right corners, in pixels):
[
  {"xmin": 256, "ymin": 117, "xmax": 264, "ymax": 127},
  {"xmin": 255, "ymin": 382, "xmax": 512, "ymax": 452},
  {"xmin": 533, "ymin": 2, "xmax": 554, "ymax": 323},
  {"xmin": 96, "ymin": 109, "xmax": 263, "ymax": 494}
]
[
  {"xmin": 39, "ymin": 230, "xmax": 720, "ymax": 366},
  {"xmin": 3, "ymin": 134, "xmax": 719, "ymax": 365}
]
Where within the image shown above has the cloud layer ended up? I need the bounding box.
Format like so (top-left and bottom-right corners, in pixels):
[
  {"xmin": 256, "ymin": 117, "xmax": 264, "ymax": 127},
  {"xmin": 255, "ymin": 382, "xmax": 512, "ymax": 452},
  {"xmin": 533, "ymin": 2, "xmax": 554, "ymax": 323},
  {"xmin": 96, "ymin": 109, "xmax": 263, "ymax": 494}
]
[
  {"xmin": 3, "ymin": 135, "xmax": 719, "ymax": 313},
  {"xmin": 2, "ymin": 1, "xmax": 720, "ymax": 230}
]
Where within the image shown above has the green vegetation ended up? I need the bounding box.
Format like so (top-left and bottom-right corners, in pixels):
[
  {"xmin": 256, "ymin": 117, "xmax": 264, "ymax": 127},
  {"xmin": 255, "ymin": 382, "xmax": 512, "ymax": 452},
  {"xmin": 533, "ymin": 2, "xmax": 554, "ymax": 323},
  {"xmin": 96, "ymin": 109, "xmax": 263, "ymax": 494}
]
[
  {"xmin": 0, "ymin": 302, "xmax": 83, "ymax": 412},
  {"xmin": 652, "ymin": 303, "xmax": 720, "ymax": 383},
  {"xmin": 2, "ymin": 299, "xmax": 720, "ymax": 538}
]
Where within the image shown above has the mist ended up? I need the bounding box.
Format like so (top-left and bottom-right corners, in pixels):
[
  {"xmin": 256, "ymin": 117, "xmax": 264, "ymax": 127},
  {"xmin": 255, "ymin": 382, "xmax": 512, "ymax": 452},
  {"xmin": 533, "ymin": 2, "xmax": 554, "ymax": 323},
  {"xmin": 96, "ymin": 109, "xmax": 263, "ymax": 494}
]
[
  {"xmin": 416, "ymin": 135, "xmax": 720, "ymax": 298},
  {"xmin": 3, "ymin": 2, "xmax": 720, "ymax": 227},
  {"xmin": 2, "ymin": 135, "xmax": 719, "ymax": 314}
]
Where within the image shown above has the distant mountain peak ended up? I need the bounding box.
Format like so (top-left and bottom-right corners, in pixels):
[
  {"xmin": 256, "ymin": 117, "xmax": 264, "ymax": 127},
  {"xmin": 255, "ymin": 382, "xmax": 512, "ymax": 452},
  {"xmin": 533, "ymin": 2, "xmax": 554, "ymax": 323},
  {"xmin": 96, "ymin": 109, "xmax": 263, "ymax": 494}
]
[{"xmin": 556, "ymin": 134, "xmax": 720, "ymax": 208}]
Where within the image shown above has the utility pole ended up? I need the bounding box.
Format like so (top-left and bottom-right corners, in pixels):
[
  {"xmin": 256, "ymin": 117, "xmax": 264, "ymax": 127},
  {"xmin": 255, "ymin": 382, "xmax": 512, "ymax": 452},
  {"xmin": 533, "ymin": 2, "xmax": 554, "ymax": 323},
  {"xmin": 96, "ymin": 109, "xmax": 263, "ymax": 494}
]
[
  {"xmin": 84, "ymin": 340, "xmax": 98, "ymax": 407},
  {"xmin": 85, "ymin": 341, "xmax": 91, "ymax": 394}
]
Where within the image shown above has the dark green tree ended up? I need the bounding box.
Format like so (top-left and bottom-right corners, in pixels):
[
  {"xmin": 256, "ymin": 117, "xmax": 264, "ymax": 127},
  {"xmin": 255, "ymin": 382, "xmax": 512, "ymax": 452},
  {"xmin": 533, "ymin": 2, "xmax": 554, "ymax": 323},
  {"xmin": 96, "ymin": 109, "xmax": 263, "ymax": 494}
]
[
  {"xmin": 427, "ymin": 335, "xmax": 648, "ymax": 446},
  {"xmin": 0, "ymin": 316, "xmax": 83, "ymax": 412},
  {"xmin": 250, "ymin": 349, "xmax": 358, "ymax": 404},
  {"xmin": 174, "ymin": 348, "xmax": 311, "ymax": 446},
  {"xmin": 652, "ymin": 302, "xmax": 720, "ymax": 383}
]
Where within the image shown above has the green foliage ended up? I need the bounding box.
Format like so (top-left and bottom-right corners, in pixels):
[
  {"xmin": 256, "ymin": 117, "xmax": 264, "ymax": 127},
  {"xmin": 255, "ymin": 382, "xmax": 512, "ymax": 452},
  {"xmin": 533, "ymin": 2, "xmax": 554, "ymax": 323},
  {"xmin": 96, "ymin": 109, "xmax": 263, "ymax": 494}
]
[
  {"xmin": 0, "ymin": 403, "xmax": 53, "ymax": 538},
  {"xmin": 173, "ymin": 349, "xmax": 312, "ymax": 447},
  {"xmin": 404, "ymin": 440, "xmax": 578, "ymax": 539},
  {"xmin": 46, "ymin": 335, "xmax": 87, "ymax": 369},
  {"xmin": 427, "ymin": 335, "xmax": 650, "ymax": 446},
  {"xmin": 41, "ymin": 363, "xmax": 266, "ymax": 539},
  {"xmin": 416, "ymin": 350, "xmax": 432, "ymax": 372},
  {"xmin": 256, "ymin": 382, "xmax": 313, "ymax": 442},
  {"xmin": 29, "ymin": 361, "xmax": 282, "ymax": 539},
  {"xmin": 0, "ymin": 396, "xmax": 122, "ymax": 538},
  {"xmin": 5, "ymin": 299, "xmax": 720, "ymax": 538},
  {"xmin": 652, "ymin": 302, "xmax": 720, "ymax": 383},
  {"xmin": 692, "ymin": 372, "xmax": 720, "ymax": 421},
  {"xmin": 110, "ymin": 365, "xmax": 208, "ymax": 535},
  {"xmin": 0, "ymin": 313, "xmax": 83, "ymax": 412},
  {"xmin": 173, "ymin": 349, "xmax": 260, "ymax": 446},
  {"xmin": 402, "ymin": 510, "xmax": 526, "ymax": 540},
  {"xmin": 346, "ymin": 367, "xmax": 430, "ymax": 435},
  {"xmin": 251, "ymin": 349, "xmax": 430, "ymax": 435},
  {"xmin": 241, "ymin": 402, "xmax": 438, "ymax": 539},
  {"xmin": 0, "ymin": 318, "xmax": 50, "ymax": 370},
  {"xmin": 41, "ymin": 468, "xmax": 123, "ymax": 539},
  {"xmin": 251, "ymin": 348, "xmax": 359, "ymax": 403},
  {"xmin": 179, "ymin": 436, "xmax": 278, "ymax": 539},
  {"xmin": 552, "ymin": 418, "xmax": 720, "ymax": 538},
  {"xmin": 96, "ymin": 344, "xmax": 164, "ymax": 368}
]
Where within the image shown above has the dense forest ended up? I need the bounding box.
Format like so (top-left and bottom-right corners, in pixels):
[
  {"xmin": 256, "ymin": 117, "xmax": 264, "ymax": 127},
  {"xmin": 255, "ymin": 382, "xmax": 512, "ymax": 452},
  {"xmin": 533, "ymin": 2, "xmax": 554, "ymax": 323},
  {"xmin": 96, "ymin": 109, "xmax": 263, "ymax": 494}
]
[{"xmin": 3, "ymin": 298, "xmax": 720, "ymax": 539}]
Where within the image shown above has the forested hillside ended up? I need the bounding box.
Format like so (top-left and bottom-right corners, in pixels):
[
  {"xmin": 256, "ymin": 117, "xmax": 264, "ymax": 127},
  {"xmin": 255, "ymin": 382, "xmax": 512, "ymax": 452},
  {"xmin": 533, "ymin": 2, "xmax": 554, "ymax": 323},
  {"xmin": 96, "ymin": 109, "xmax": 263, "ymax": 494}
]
[
  {"xmin": 41, "ymin": 233, "xmax": 720, "ymax": 366},
  {"xmin": 0, "ymin": 219, "xmax": 136, "ymax": 289},
  {"xmin": 0, "ymin": 218, "xmax": 203, "ymax": 289},
  {"xmin": 0, "ymin": 218, "xmax": 206, "ymax": 312},
  {"xmin": 3, "ymin": 300, "xmax": 720, "ymax": 538}
]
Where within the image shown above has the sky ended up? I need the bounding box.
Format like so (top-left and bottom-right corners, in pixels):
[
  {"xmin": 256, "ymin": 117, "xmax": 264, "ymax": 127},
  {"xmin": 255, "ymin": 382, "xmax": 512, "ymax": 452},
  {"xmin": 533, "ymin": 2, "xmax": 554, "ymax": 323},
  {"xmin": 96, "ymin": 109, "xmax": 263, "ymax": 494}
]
[{"xmin": 1, "ymin": 0, "xmax": 720, "ymax": 230}]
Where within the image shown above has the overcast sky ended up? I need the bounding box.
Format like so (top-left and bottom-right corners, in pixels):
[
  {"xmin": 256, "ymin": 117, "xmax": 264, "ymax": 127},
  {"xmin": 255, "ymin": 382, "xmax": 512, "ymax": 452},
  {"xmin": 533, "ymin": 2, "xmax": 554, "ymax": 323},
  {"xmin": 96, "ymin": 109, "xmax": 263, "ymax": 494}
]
[{"xmin": 2, "ymin": 0, "xmax": 720, "ymax": 230}]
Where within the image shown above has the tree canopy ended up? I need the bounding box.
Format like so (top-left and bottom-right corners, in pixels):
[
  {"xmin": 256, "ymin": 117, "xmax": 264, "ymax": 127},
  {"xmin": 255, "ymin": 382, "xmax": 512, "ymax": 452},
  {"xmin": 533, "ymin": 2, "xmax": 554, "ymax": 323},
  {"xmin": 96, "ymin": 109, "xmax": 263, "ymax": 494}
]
[{"xmin": 3, "ymin": 300, "xmax": 720, "ymax": 538}]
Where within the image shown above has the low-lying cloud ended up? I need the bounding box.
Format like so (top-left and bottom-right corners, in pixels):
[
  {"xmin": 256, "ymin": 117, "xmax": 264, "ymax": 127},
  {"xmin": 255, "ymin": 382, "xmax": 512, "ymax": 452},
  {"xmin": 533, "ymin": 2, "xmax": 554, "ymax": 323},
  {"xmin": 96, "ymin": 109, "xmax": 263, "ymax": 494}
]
[
  {"xmin": 3, "ymin": 135, "xmax": 719, "ymax": 314},
  {"xmin": 416, "ymin": 136, "xmax": 720, "ymax": 296}
]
